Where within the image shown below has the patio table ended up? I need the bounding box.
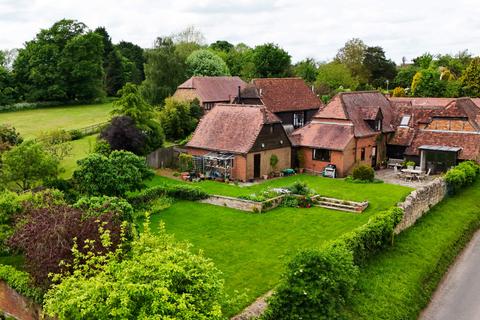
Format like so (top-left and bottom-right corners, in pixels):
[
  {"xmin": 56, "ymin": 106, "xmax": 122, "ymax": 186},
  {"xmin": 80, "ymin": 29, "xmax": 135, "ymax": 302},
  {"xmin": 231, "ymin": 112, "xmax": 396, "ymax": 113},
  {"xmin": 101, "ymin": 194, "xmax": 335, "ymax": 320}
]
[{"xmin": 401, "ymin": 168, "xmax": 424, "ymax": 180}]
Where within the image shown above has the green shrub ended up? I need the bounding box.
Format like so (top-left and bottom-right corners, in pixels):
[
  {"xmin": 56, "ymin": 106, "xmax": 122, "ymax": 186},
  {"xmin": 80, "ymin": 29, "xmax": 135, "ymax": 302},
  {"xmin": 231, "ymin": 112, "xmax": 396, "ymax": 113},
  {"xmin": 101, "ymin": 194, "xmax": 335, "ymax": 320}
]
[
  {"xmin": 445, "ymin": 168, "xmax": 467, "ymax": 193},
  {"xmin": 270, "ymin": 154, "xmax": 279, "ymax": 171},
  {"xmin": 128, "ymin": 184, "xmax": 209, "ymax": 206},
  {"xmin": 74, "ymin": 196, "xmax": 134, "ymax": 222},
  {"xmin": 0, "ymin": 191, "xmax": 22, "ymax": 255},
  {"xmin": 0, "ymin": 265, "xmax": 44, "ymax": 303},
  {"xmin": 264, "ymin": 245, "xmax": 358, "ymax": 320},
  {"xmin": 456, "ymin": 161, "xmax": 479, "ymax": 184},
  {"xmin": 178, "ymin": 153, "xmax": 194, "ymax": 172},
  {"xmin": 352, "ymin": 165, "xmax": 375, "ymax": 182},
  {"xmin": 334, "ymin": 207, "xmax": 404, "ymax": 265},
  {"xmin": 238, "ymin": 189, "xmax": 280, "ymax": 202},
  {"xmin": 286, "ymin": 181, "xmax": 313, "ymax": 196},
  {"xmin": 405, "ymin": 161, "xmax": 416, "ymax": 168},
  {"xmin": 280, "ymin": 195, "xmax": 299, "ymax": 208},
  {"xmin": 69, "ymin": 129, "xmax": 84, "ymax": 141}
]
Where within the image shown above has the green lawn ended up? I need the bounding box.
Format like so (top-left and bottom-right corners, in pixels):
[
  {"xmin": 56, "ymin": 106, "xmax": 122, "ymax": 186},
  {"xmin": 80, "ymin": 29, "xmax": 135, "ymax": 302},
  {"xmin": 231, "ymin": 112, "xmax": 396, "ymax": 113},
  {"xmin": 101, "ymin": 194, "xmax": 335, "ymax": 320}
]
[
  {"xmin": 147, "ymin": 174, "xmax": 411, "ymax": 213},
  {"xmin": 0, "ymin": 102, "xmax": 113, "ymax": 138},
  {"xmin": 342, "ymin": 180, "xmax": 480, "ymax": 320},
  {"xmin": 147, "ymin": 175, "xmax": 412, "ymax": 315},
  {"xmin": 60, "ymin": 135, "xmax": 97, "ymax": 178}
]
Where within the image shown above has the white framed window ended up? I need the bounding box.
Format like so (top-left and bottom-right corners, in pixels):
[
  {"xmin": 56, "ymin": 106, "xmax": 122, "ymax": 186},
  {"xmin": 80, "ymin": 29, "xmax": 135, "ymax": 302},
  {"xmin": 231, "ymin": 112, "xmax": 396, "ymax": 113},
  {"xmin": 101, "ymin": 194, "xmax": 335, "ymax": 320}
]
[
  {"xmin": 400, "ymin": 115, "xmax": 411, "ymax": 127},
  {"xmin": 293, "ymin": 112, "xmax": 305, "ymax": 127}
]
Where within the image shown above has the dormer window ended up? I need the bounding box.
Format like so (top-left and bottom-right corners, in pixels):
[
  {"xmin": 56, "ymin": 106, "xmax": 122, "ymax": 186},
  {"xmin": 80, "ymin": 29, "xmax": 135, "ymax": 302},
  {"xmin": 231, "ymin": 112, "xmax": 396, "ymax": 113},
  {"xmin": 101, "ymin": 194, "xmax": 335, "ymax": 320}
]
[
  {"xmin": 375, "ymin": 119, "xmax": 382, "ymax": 131},
  {"xmin": 400, "ymin": 115, "xmax": 411, "ymax": 127}
]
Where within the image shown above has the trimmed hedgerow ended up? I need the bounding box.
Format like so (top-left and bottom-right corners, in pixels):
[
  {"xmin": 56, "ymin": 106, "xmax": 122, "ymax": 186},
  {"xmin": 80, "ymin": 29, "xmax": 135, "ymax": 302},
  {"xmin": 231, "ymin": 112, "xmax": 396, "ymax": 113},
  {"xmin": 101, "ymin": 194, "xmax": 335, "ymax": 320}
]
[
  {"xmin": 263, "ymin": 245, "xmax": 358, "ymax": 320},
  {"xmin": 128, "ymin": 184, "xmax": 209, "ymax": 206},
  {"xmin": 0, "ymin": 264, "xmax": 44, "ymax": 303},
  {"xmin": 264, "ymin": 206, "xmax": 404, "ymax": 319},
  {"xmin": 334, "ymin": 207, "xmax": 404, "ymax": 265},
  {"xmin": 445, "ymin": 161, "xmax": 480, "ymax": 193}
]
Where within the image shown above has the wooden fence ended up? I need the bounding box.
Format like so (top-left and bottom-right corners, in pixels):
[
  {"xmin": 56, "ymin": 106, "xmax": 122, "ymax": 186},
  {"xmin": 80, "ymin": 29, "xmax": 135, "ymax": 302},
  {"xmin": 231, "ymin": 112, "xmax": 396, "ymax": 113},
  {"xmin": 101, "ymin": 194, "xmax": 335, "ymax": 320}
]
[{"xmin": 146, "ymin": 146, "xmax": 185, "ymax": 169}]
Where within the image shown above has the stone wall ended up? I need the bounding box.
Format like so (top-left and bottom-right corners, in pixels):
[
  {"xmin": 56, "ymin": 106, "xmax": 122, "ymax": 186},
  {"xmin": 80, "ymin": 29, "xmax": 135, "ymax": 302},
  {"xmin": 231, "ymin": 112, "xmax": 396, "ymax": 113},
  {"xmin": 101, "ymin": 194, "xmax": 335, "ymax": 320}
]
[
  {"xmin": 395, "ymin": 177, "xmax": 447, "ymax": 234},
  {"xmin": 0, "ymin": 281, "xmax": 40, "ymax": 320}
]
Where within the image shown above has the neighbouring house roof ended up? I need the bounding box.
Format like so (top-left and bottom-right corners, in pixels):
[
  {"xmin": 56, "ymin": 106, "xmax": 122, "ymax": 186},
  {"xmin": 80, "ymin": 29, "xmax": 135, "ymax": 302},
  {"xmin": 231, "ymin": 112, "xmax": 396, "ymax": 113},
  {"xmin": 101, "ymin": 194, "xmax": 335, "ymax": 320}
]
[
  {"xmin": 237, "ymin": 84, "xmax": 262, "ymax": 100},
  {"xmin": 389, "ymin": 98, "xmax": 480, "ymax": 147},
  {"xmin": 177, "ymin": 76, "xmax": 247, "ymax": 103},
  {"xmin": 389, "ymin": 97, "xmax": 455, "ymax": 108},
  {"xmin": 405, "ymin": 130, "xmax": 480, "ymax": 160},
  {"xmin": 250, "ymin": 78, "xmax": 324, "ymax": 113},
  {"xmin": 289, "ymin": 121, "xmax": 354, "ymax": 151},
  {"xmin": 186, "ymin": 104, "xmax": 281, "ymax": 154},
  {"xmin": 314, "ymin": 91, "xmax": 395, "ymax": 137}
]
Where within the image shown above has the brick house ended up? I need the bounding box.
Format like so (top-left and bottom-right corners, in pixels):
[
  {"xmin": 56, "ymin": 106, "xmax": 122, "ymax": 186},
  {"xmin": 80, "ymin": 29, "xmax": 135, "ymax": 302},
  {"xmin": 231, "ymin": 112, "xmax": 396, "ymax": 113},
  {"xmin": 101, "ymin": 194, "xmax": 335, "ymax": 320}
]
[
  {"xmin": 234, "ymin": 78, "xmax": 323, "ymax": 128},
  {"xmin": 388, "ymin": 97, "xmax": 480, "ymax": 173},
  {"xmin": 186, "ymin": 104, "xmax": 292, "ymax": 181},
  {"xmin": 289, "ymin": 91, "xmax": 395, "ymax": 177},
  {"xmin": 173, "ymin": 76, "xmax": 247, "ymax": 112}
]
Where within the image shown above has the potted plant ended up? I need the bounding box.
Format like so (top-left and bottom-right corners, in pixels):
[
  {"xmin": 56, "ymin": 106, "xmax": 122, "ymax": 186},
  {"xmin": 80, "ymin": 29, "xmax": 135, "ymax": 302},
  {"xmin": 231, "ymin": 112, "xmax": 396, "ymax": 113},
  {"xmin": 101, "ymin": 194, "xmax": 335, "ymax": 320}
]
[{"xmin": 405, "ymin": 161, "xmax": 416, "ymax": 170}]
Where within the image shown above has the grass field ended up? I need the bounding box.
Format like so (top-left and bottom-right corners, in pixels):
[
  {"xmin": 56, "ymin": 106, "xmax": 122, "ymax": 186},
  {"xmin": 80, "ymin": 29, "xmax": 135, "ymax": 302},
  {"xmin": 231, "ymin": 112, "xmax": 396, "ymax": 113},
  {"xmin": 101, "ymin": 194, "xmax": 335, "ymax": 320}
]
[
  {"xmin": 60, "ymin": 135, "xmax": 97, "ymax": 178},
  {"xmin": 341, "ymin": 180, "xmax": 480, "ymax": 320},
  {"xmin": 146, "ymin": 175, "xmax": 412, "ymax": 315},
  {"xmin": 0, "ymin": 102, "xmax": 113, "ymax": 138}
]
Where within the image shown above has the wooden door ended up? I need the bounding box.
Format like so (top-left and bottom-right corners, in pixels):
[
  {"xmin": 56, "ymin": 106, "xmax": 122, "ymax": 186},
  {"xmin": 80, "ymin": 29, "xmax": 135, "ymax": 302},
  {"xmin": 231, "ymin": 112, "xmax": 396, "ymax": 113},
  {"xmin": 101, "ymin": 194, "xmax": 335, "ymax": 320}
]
[{"xmin": 254, "ymin": 154, "xmax": 261, "ymax": 178}]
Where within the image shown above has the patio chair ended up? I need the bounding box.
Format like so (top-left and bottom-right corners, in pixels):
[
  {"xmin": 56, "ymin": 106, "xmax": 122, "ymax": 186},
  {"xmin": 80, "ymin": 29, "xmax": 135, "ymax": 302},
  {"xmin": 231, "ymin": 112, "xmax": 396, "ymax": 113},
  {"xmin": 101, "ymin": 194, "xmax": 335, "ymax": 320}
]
[
  {"xmin": 394, "ymin": 166, "xmax": 403, "ymax": 179},
  {"xmin": 417, "ymin": 168, "xmax": 431, "ymax": 182}
]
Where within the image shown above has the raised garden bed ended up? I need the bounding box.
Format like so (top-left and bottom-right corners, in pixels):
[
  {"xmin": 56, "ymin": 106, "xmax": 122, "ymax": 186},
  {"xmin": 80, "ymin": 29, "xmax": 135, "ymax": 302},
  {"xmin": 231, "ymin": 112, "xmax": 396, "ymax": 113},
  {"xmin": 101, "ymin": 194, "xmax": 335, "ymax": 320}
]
[{"xmin": 312, "ymin": 195, "xmax": 368, "ymax": 213}]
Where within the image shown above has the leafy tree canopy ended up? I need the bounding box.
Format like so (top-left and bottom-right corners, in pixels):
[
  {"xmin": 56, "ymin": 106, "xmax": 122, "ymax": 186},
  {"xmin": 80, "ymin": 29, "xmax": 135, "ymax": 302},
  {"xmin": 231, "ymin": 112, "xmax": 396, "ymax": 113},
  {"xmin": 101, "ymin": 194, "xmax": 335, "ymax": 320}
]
[
  {"xmin": 460, "ymin": 57, "xmax": 480, "ymax": 97},
  {"xmin": 335, "ymin": 38, "xmax": 370, "ymax": 85},
  {"xmin": 73, "ymin": 150, "xmax": 153, "ymax": 196},
  {"xmin": 159, "ymin": 98, "xmax": 199, "ymax": 141},
  {"xmin": 293, "ymin": 58, "xmax": 318, "ymax": 84},
  {"xmin": 1, "ymin": 141, "xmax": 59, "ymax": 190},
  {"xmin": 186, "ymin": 49, "xmax": 230, "ymax": 77},
  {"xmin": 252, "ymin": 43, "xmax": 291, "ymax": 78},
  {"xmin": 315, "ymin": 62, "xmax": 358, "ymax": 96}
]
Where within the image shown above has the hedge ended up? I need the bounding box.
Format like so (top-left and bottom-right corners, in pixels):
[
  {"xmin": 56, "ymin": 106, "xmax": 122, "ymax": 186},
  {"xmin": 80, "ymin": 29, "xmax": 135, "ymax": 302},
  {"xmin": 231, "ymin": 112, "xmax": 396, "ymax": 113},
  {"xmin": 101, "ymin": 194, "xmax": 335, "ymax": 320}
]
[
  {"xmin": 128, "ymin": 184, "xmax": 209, "ymax": 206},
  {"xmin": 264, "ymin": 207, "xmax": 404, "ymax": 318},
  {"xmin": 445, "ymin": 161, "xmax": 480, "ymax": 193},
  {"xmin": 0, "ymin": 265, "xmax": 44, "ymax": 303},
  {"xmin": 334, "ymin": 207, "xmax": 404, "ymax": 265}
]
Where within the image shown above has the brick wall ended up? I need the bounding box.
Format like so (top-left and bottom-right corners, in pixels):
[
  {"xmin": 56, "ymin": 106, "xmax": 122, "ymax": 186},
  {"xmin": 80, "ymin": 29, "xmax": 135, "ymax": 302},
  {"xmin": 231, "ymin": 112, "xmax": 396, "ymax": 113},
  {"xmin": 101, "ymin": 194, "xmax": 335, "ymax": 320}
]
[
  {"xmin": 0, "ymin": 281, "xmax": 40, "ymax": 320},
  {"xmin": 395, "ymin": 177, "xmax": 447, "ymax": 234},
  {"xmin": 246, "ymin": 147, "xmax": 291, "ymax": 180}
]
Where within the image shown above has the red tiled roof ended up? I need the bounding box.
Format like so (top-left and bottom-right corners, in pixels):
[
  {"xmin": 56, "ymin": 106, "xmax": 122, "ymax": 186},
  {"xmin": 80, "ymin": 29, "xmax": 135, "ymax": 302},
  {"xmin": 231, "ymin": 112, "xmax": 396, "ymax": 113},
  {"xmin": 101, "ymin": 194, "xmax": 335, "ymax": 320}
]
[
  {"xmin": 314, "ymin": 91, "xmax": 395, "ymax": 137},
  {"xmin": 406, "ymin": 130, "xmax": 480, "ymax": 160},
  {"xmin": 178, "ymin": 76, "xmax": 247, "ymax": 102},
  {"xmin": 289, "ymin": 121, "xmax": 354, "ymax": 151},
  {"xmin": 389, "ymin": 97, "xmax": 455, "ymax": 108},
  {"xmin": 251, "ymin": 78, "xmax": 323, "ymax": 113},
  {"xmin": 186, "ymin": 104, "xmax": 281, "ymax": 154},
  {"xmin": 389, "ymin": 127, "xmax": 416, "ymax": 146}
]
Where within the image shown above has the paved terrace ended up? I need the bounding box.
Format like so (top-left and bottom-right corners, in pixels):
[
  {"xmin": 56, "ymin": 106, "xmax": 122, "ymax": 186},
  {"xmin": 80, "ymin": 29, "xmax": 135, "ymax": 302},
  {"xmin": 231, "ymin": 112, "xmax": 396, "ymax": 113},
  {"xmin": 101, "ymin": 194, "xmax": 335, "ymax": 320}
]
[{"xmin": 375, "ymin": 169, "xmax": 440, "ymax": 189}]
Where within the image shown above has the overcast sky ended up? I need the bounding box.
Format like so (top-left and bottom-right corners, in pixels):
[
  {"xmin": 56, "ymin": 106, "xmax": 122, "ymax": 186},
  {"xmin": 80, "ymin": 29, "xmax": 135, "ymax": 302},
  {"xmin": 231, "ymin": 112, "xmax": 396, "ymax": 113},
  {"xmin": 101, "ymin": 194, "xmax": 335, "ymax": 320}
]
[{"xmin": 1, "ymin": 0, "xmax": 480, "ymax": 64}]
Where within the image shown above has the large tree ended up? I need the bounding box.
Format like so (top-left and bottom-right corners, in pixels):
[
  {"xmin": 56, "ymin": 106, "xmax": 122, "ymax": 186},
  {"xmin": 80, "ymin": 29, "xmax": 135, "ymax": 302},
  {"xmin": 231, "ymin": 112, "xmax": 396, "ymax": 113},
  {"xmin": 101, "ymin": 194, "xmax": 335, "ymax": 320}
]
[
  {"xmin": 109, "ymin": 83, "xmax": 164, "ymax": 153},
  {"xmin": 363, "ymin": 46, "xmax": 397, "ymax": 88},
  {"xmin": 158, "ymin": 98, "xmax": 199, "ymax": 141},
  {"xmin": 252, "ymin": 43, "xmax": 291, "ymax": 78},
  {"xmin": 460, "ymin": 57, "xmax": 480, "ymax": 97},
  {"xmin": 116, "ymin": 41, "xmax": 145, "ymax": 83},
  {"xmin": 0, "ymin": 141, "xmax": 59, "ymax": 190},
  {"xmin": 335, "ymin": 38, "xmax": 369, "ymax": 85},
  {"xmin": 186, "ymin": 49, "xmax": 230, "ymax": 77},
  {"xmin": 142, "ymin": 37, "xmax": 187, "ymax": 106},
  {"xmin": 411, "ymin": 69, "xmax": 446, "ymax": 97},
  {"xmin": 13, "ymin": 19, "xmax": 105, "ymax": 102},
  {"xmin": 100, "ymin": 116, "xmax": 147, "ymax": 155},
  {"xmin": 293, "ymin": 58, "xmax": 318, "ymax": 85},
  {"xmin": 315, "ymin": 62, "xmax": 358, "ymax": 95}
]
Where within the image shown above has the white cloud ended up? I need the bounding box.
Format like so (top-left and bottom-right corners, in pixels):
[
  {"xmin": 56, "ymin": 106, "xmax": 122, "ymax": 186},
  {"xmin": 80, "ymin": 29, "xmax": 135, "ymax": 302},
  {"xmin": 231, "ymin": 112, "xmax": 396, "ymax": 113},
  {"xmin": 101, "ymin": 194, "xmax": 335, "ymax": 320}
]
[{"xmin": 0, "ymin": 0, "xmax": 479, "ymax": 63}]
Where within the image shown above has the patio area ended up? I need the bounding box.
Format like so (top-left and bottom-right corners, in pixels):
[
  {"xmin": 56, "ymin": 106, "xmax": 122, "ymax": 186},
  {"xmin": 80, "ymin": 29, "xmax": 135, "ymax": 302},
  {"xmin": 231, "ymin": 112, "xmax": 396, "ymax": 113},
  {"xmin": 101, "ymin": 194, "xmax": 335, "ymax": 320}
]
[{"xmin": 375, "ymin": 169, "xmax": 439, "ymax": 188}]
